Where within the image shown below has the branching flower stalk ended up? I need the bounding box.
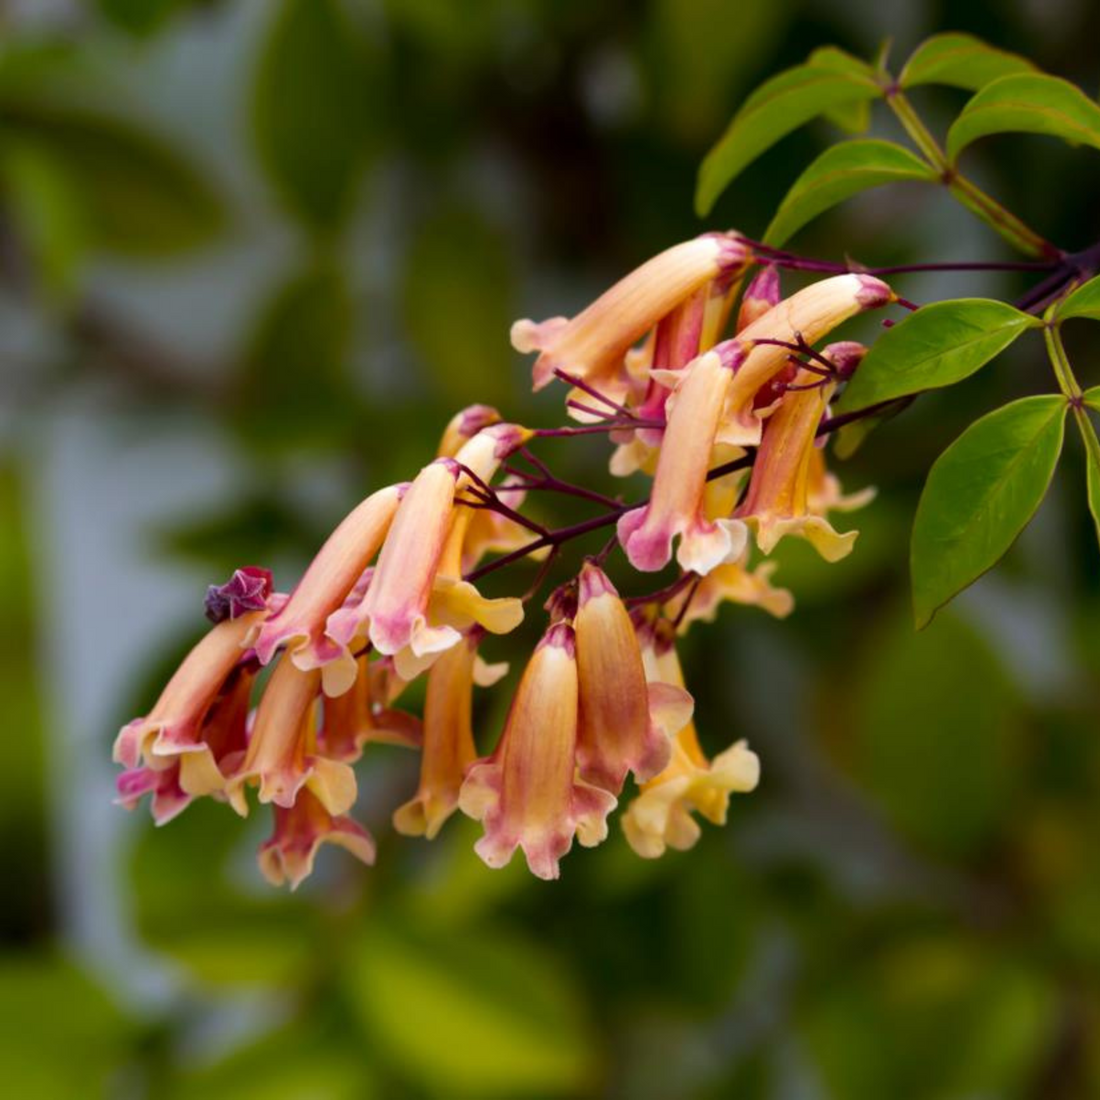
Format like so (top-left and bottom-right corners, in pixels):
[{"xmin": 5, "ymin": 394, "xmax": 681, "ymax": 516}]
[{"xmin": 114, "ymin": 39, "xmax": 1100, "ymax": 888}]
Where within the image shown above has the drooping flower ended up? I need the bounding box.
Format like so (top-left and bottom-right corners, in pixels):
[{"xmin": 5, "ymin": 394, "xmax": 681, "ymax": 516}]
[
  {"xmin": 329, "ymin": 425, "xmax": 527, "ymax": 680},
  {"xmin": 258, "ymin": 788, "xmax": 375, "ymax": 890},
  {"xmin": 436, "ymin": 406, "xmax": 533, "ymax": 571},
  {"xmin": 574, "ymin": 561, "xmax": 692, "ymax": 792},
  {"xmin": 247, "ymin": 484, "xmax": 403, "ymax": 696},
  {"xmin": 622, "ymin": 619, "xmax": 760, "ymax": 858},
  {"xmin": 735, "ymin": 346, "xmax": 869, "ymax": 562},
  {"xmin": 617, "ymin": 340, "xmax": 749, "ymax": 574},
  {"xmin": 511, "ymin": 232, "xmax": 751, "ymax": 395},
  {"xmin": 459, "ymin": 622, "xmax": 616, "ymax": 880},
  {"xmin": 113, "ymin": 608, "xmax": 269, "ymax": 773},
  {"xmin": 393, "ymin": 629, "xmax": 507, "ymax": 840},
  {"xmin": 115, "ymin": 635, "xmax": 260, "ymax": 822},
  {"xmin": 719, "ymin": 274, "xmax": 893, "ymax": 446},
  {"xmin": 226, "ymin": 661, "xmax": 356, "ymax": 819},
  {"xmin": 735, "ymin": 264, "xmax": 781, "ymax": 332}
]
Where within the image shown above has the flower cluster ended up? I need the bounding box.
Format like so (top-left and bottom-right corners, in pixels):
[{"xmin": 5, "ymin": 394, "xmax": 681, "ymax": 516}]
[{"xmin": 115, "ymin": 231, "xmax": 894, "ymax": 886}]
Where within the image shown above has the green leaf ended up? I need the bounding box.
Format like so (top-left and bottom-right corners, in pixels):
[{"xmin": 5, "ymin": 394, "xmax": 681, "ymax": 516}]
[
  {"xmin": 899, "ymin": 33, "xmax": 1035, "ymax": 91},
  {"xmin": 252, "ymin": 0, "xmax": 377, "ymax": 233},
  {"xmin": 946, "ymin": 73, "xmax": 1100, "ymax": 164},
  {"xmin": 837, "ymin": 299, "xmax": 1039, "ymax": 412},
  {"xmin": 1057, "ymin": 274, "xmax": 1100, "ymax": 322},
  {"xmin": 0, "ymin": 106, "xmax": 222, "ymax": 256},
  {"xmin": 346, "ymin": 918, "xmax": 596, "ymax": 1096},
  {"xmin": 911, "ymin": 395, "xmax": 1067, "ymax": 628},
  {"xmin": 695, "ymin": 56, "xmax": 881, "ymax": 214},
  {"xmin": 764, "ymin": 139, "xmax": 935, "ymax": 246},
  {"xmin": 1085, "ymin": 385, "xmax": 1100, "ymax": 413}
]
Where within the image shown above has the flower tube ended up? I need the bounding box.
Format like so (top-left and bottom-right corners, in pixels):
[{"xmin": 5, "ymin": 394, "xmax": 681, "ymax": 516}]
[
  {"xmin": 459, "ymin": 623, "xmax": 616, "ymax": 880},
  {"xmin": 113, "ymin": 609, "xmax": 268, "ymax": 771},
  {"xmin": 226, "ymin": 661, "xmax": 355, "ymax": 819},
  {"xmin": 511, "ymin": 233, "xmax": 750, "ymax": 393},
  {"xmin": 394, "ymin": 629, "xmax": 507, "ymax": 840},
  {"xmin": 574, "ymin": 561, "xmax": 692, "ymax": 792},
  {"xmin": 735, "ymin": 346, "xmax": 867, "ymax": 561},
  {"xmin": 246, "ymin": 485, "xmax": 403, "ymax": 696},
  {"xmin": 719, "ymin": 274, "xmax": 893, "ymax": 446},
  {"xmin": 617, "ymin": 341, "xmax": 749, "ymax": 574}
]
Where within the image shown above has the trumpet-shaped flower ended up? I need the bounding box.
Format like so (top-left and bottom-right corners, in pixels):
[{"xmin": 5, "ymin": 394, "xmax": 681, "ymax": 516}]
[
  {"xmin": 437, "ymin": 407, "xmax": 532, "ymax": 571},
  {"xmin": 574, "ymin": 562, "xmax": 692, "ymax": 792},
  {"xmin": 330, "ymin": 426, "xmax": 527, "ymax": 680},
  {"xmin": 248, "ymin": 484, "xmax": 403, "ymax": 697},
  {"xmin": 735, "ymin": 264, "xmax": 781, "ymax": 332},
  {"xmin": 617, "ymin": 341, "xmax": 749, "ymax": 574},
  {"xmin": 226, "ymin": 661, "xmax": 356, "ymax": 819},
  {"xmin": 511, "ymin": 232, "xmax": 750, "ymax": 393},
  {"xmin": 736, "ymin": 365, "xmax": 860, "ymax": 562},
  {"xmin": 394, "ymin": 630, "xmax": 507, "ymax": 840},
  {"xmin": 258, "ymin": 788, "xmax": 375, "ymax": 890},
  {"xmin": 114, "ymin": 609, "xmax": 268, "ymax": 772},
  {"xmin": 459, "ymin": 623, "xmax": 616, "ymax": 880},
  {"xmin": 719, "ymin": 274, "xmax": 893, "ymax": 446},
  {"xmin": 622, "ymin": 620, "xmax": 760, "ymax": 858}
]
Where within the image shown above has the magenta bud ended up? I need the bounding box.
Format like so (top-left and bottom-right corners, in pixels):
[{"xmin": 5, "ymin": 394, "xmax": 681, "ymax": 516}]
[
  {"xmin": 855, "ymin": 274, "xmax": 893, "ymax": 308},
  {"xmin": 745, "ymin": 264, "xmax": 781, "ymax": 308},
  {"xmin": 204, "ymin": 566, "xmax": 273, "ymax": 623},
  {"xmin": 823, "ymin": 340, "xmax": 867, "ymax": 380},
  {"xmin": 715, "ymin": 338, "xmax": 747, "ymax": 372},
  {"xmin": 578, "ymin": 560, "xmax": 618, "ymax": 607},
  {"xmin": 540, "ymin": 621, "xmax": 577, "ymax": 657}
]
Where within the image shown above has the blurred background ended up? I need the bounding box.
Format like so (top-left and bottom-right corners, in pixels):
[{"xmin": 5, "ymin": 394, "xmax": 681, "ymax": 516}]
[{"xmin": 4, "ymin": 1, "xmax": 1100, "ymax": 1097}]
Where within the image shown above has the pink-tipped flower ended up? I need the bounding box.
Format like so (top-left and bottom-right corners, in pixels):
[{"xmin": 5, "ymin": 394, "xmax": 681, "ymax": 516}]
[
  {"xmin": 258, "ymin": 787, "xmax": 375, "ymax": 890},
  {"xmin": 113, "ymin": 610, "xmax": 268, "ymax": 772},
  {"xmin": 436, "ymin": 407, "xmax": 531, "ymax": 569},
  {"xmin": 574, "ymin": 562, "xmax": 692, "ymax": 793},
  {"xmin": 617, "ymin": 342, "xmax": 749, "ymax": 574},
  {"xmin": 115, "ymin": 659, "xmax": 258, "ymax": 821},
  {"xmin": 511, "ymin": 232, "xmax": 750, "ymax": 393},
  {"xmin": 735, "ymin": 264, "xmax": 781, "ymax": 332},
  {"xmin": 459, "ymin": 623, "xmax": 616, "ymax": 880},
  {"xmin": 247, "ymin": 484, "xmax": 403, "ymax": 697},
  {"xmin": 393, "ymin": 630, "xmax": 507, "ymax": 840},
  {"xmin": 333, "ymin": 426, "xmax": 527, "ymax": 680},
  {"xmin": 622, "ymin": 620, "xmax": 760, "ymax": 858},
  {"xmin": 437, "ymin": 404, "xmax": 502, "ymax": 459},
  {"xmin": 735, "ymin": 357, "xmax": 863, "ymax": 562},
  {"xmin": 226, "ymin": 661, "xmax": 356, "ymax": 819},
  {"xmin": 319, "ymin": 654, "xmax": 422, "ymax": 762},
  {"xmin": 719, "ymin": 274, "xmax": 893, "ymax": 446},
  {"xmin": 351, "ymin": 458, "xmax": 465, "ymax": 663}
]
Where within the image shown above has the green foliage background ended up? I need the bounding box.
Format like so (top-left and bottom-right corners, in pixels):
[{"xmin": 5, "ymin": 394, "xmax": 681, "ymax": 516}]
[{"xmin": 3, "ymin": 1, "xmax": 1100, "ymax": 1097}]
